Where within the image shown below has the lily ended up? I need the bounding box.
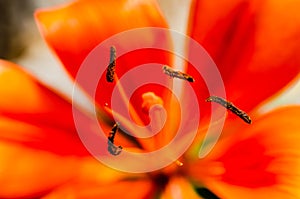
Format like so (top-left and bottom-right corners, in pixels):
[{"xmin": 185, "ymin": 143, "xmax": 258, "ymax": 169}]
[{"xmin": 0, "ymin": 0, "xmax": 300, "ymax": 198}]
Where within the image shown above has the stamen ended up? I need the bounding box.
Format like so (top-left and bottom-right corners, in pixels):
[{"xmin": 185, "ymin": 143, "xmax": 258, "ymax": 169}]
[
  {"xmin": 206, "ymin": 96, "xmax": 252, "ymax": 124},
  {"xmin": 105, "ymin": 47, "xmax": 149, "ymax": 138},
  {"xmin": 162, "ymin": 65, "xmax": 195, "ymax": 82},
  {"xmin": 114, "ymin": 75, "xmax": 146, "ymax": 127},
  {"xmin": 106, "ymin": 46, "xmax": 116, "ymax": 83},
  {"xmin": 107, "ymin": 122, "xmax": 123, "ymax": 155},
  {"xmin": 104, "ymin": 104, "xmax": 149, "ymax": 137}
]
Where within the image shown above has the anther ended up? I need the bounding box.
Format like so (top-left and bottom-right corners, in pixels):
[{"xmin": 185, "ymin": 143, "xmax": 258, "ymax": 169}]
[
  {"xmin": 107, "ymin": 122, "xmax": 123, "ymax": 155},
  {"xmin": 162, "ymin": 65, "xmax": 195, "ymax": 82},
  {"xmin": 206, "ymin": 96, "xmax": 252, "ymax": 124},
  {"xmin": 106, "ymin": 46, "xmax": 116, "ymax": 82}
]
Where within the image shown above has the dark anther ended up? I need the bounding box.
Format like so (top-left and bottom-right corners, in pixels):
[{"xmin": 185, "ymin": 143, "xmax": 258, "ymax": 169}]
[
  {"xmin": 162, "ymin": 65, "xmax": 195, "ymax": 82},
  {"xmin": 107, "ymin": 122, "xmax": 122, "ymax": 155},
  {"xmin": 206, "ymin": 96, "xmax": 252, "ymax": 124},
  {"xmin": 106, "ymin": 46, "xmax": 116, "ymax": 82}
]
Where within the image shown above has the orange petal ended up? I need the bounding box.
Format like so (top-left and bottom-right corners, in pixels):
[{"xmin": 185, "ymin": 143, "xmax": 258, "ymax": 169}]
[
  {"xmin": 43, "ymin": 178, "xmax": 155, "ymax": 199},
  {"xmin": 0, "ymin": 60, "xmax": 138, "ymax": 154},
  {"xmin": 161, "ymin": 177, "xmax": 203, "ymax": 199},
  {"xmin": 188, "ymin": 0, "xmax": 300, "ymax": 112},
  {"xmin": 76, "ymin": 157, "xmax": 145, "ymax": 184},
  {"xmin": 0, "ymin": 141, "xmax": 79, "ymax": 198},
  {"xmin": 188, "ymin": 106, "xmax": 300, "ymax": 199},
  {"xmin": 0, "ymin": 60, "xmax": 84, "ymax": 197},
  {"xmin": 0, "ymin": 60, "xmax": 93, "ymax": 155},
  {"xmin": 0, "ymin": 142, "xmax": 139, "ymax": 198},
  {"xmin": 0, "ymin": 60, "xmax": 139, "ymax": 197},
  {"xmin": 0, "ymin": 60, "xmax": 76, "ymax": 131}
]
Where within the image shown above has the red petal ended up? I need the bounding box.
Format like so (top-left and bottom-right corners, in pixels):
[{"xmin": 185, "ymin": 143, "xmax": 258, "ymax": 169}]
[
  {"xmin": 188, "ymin": 0, "xmax": 300, "ymax": 112},
  {"xmin": 0, "ymin": 142, "xmax": 80, "ymax": 198},
  {"xmin": 35, "ymin": 0, "xmax": 169, "ymax": 78},
  {"xmin": 0, "ymin": 60, "xmax": 139, "ymax": 197},
  {"xmin": 188, "ymin": 106, "xmax": 300, "ymax": 198},
  {"xmin": 35, "ymin": 0, "xmax": 173, "ymax": 124}
]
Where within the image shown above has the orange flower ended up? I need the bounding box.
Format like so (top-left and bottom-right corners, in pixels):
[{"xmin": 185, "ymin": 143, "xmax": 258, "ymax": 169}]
[{"xmin": 0, "ymin": 0, "xmax": 300, "ymax": 198}]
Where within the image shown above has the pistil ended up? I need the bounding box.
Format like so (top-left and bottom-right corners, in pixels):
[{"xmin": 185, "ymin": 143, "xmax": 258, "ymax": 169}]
[{"xmin": 142, "ymin": 92, "xmax": 166, "ymax": 148}]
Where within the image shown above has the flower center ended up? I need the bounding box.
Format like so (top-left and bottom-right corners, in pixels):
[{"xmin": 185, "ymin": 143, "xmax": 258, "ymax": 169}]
[
  {"xmin": 101, "ymin": 46, "xmax": 251, "ymax": 174},
  {"xmin": 103, "ymin": 88, "xmax": 184, "ymax": 168}
]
